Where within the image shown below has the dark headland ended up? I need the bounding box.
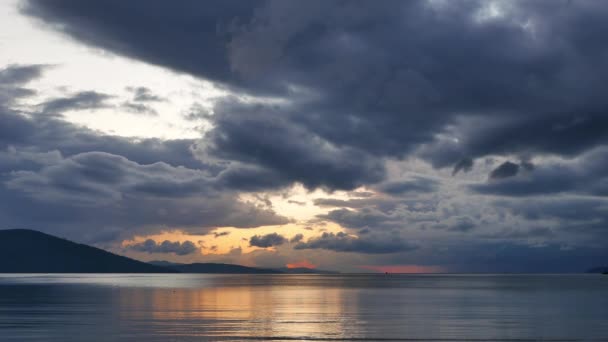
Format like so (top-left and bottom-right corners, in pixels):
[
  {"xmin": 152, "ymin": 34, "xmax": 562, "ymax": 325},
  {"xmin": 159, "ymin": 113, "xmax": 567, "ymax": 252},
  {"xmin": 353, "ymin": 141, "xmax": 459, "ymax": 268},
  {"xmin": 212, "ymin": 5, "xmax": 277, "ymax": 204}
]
[
  {"xmin": 0, "ymin": 229, "xmax": 330, "ymax": 274},
  {"xmin": 0, "ymin": 229, "xmax": 172, "ymax": 273}
]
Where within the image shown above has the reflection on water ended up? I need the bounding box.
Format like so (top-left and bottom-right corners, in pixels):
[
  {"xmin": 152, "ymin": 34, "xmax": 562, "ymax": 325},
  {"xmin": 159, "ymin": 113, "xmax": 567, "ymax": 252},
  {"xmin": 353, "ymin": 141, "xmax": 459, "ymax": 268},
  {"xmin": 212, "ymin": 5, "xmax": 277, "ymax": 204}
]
[{"xmin": 0, "ymin": 274, "xmax": 607, "ymax": 341}]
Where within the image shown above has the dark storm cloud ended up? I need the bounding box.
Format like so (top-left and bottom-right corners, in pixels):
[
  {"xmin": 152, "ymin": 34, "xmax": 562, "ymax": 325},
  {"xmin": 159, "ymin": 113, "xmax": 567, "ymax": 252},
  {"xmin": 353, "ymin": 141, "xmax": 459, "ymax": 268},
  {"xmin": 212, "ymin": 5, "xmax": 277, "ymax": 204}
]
[
  {"xmin": 202, "ymin": 98, "xmax": 386, "ymax": 190},
  {"xmin": 433, "ymin": 216, "xmax": 476, "ymax": 232},
  {"xmin": 482, "ymin": 227, "xmax": 555, "ymax": 240},
  {"xmin": 0, "ymin": 150, "xmax": 289, "ymax": 243},
  {"xmin": 321, "ymin": 208, "xmax": 396, "ymax": 230},
  {"xmin": 500, "ymin": 197, "xmax": 608, "ymax": 224},
  {"xmin": 129, "ymin": 239, "xmax": 198, "ymax": 255},
  {"xmin": 471, "ymin": 148, "xmax": 608, "ymax": 197},
  {"xmin": 23, "ymin": 0, "xmax": 608, "ymax": 186},
  {"xmin": 489, "ymin": 161, "xmax": 520, "ymax": 179},
  {"xmin": 294, "ymin": 232, "xmax": 417, "ymax": 254},
  {"xmin": 452, "ymin": 158, "xmax": 474, "ymax": 176},
  {"xmin": 214, "ymin": 163, "xmax": 291, "ymax": 192},
  {"xmin": 450, "ymin": 113, "xmax": 608, "ymax": 163},
  {"xmin": 249, "ymin": 233, "xmax": 287, "ymax": 248},
  {"xmin": 22, "ymin": 0, "xmax": 259, "ymax": 90},
  {"xmin": 40, "ymin": 91, "xmax": 113, "ymax": 114},
  {"xmin": 377, "ymin": 176, "xmax": 439, "ymax": 195},
  {"xmin": 315, "ymin": 195, "xmax": 446, "ymax": 231}
]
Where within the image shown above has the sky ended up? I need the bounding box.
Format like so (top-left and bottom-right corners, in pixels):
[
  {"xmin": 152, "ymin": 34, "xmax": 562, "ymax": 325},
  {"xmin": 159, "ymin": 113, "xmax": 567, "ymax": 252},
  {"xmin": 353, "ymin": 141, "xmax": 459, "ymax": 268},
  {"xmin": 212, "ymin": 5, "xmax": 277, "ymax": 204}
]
[{"xmin": 1, "ymin": 0, "xmax": 607, "ymax": 273}]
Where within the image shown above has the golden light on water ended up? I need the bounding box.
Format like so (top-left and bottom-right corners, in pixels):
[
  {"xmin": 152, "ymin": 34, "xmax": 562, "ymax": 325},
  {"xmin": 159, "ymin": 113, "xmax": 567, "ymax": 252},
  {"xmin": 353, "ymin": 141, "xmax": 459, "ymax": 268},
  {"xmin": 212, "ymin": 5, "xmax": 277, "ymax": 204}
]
[{"xmin": 117, "ymin": 277, "xmax": 361, "ymax": 339}]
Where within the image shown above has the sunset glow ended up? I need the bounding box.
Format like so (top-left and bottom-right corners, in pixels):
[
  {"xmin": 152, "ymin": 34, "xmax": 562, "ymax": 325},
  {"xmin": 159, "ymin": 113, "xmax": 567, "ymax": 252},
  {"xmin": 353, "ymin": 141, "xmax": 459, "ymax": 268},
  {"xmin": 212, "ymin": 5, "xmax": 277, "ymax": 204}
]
[{"xmin": 286, "ymin": 260, "xmax": 317, "ymax": 269}]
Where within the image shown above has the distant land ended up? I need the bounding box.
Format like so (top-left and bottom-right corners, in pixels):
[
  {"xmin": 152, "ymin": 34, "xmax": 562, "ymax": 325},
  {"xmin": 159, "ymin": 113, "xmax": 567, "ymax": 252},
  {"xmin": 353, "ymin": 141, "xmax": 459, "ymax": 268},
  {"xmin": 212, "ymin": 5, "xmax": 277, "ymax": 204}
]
[
  {"xmin": 149, "ymin": 261, "xmax": 337, "ymax": 274},
  {"xmin": 0, "ymin": 229, "xmax": 333, "ymax": 274},
  {"xmin": 0, "ymin": 229, "xmax": 173, "ymax": 273},
  {"xmin": 586, "ymin": 266, "xmax": 608, "ymax": 274},
  {"xmin": 150, "ymin": 261, "xmax": 282, "ymax": 274}
]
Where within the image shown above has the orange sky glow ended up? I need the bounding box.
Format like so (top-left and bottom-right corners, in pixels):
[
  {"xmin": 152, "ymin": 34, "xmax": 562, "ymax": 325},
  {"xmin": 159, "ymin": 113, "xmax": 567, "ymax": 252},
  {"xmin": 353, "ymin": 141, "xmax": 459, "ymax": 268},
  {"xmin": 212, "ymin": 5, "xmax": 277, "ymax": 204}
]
[{"xmin": 286, "ymin": 260, "xmax": 317, "ymax": 269}]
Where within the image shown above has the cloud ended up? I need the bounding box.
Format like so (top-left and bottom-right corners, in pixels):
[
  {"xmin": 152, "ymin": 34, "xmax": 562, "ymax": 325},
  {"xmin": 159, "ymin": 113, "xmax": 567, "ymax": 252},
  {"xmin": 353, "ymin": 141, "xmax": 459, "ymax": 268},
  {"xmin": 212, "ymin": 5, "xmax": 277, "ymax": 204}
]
[
  {"xmin": 0, "ymin": 106, "xmax": 202, "ymax": 169},
  {"xmin": 452, "ymin": 158, "xmax": 474, "ymax": 176},
  {"xmin": 202, "ymin": 98, "xmax": 386, "ymax": 190},
  {"xmin": 126, "ymin": 86, "xmax": 165, "ymax": 103},
  {"xmin": 295, "ymin": 232, "xmax": 417, "ymax": 254},
  {"xmin": 433, "ymin": 216, "xmax": 477, "ymax": 232},
  {"xmin": 213, "ymin": 231, "xmax": 231, "ymax": 238},
  {"xmin": 0, "ymin": 64, "xmax": 48, "ymax": 105},
  {"xmin": 119, "ymin": 86, "xmax": 165, "ymax": 115},
  {"xmin": 128, "ymin": 239, "xmax": 198, "ymax": 255},
  {"xmin": 0, "ymin": 149, "xmax": 289, "ymax": 243},
  {"xmin": 40, "ymin": 91, "xmax": 113, "ymax": 114},
  {"xmin": 377, "ymin": 176, "xmax": 439, "ymax": 195},
  {"xmin": 0, "ymin": 64, "xmax": 294, "ymax": 245},
  {"xmin": 22, "ymin": 0, "xmax": 608, "ymax": 186},
  {"xmin": 0, "ymin": 64, "xmax": 48, "ymax": 85},
  {"xmin": 471, "ymin": 148, "xmax": 608, "ymax": 197},
  {"xmin": 11, "ymin": 0, "xmax": 608, "ymax": 271},
  {"xmin": 120, "ymin": 102, "xmax": 158, "ymax": 116},
  {"xmin": 289, "ymin": 234, "xmax": 304, "ymax": 243},
  {"xmin": 489, "ymin": 161, "xmax": 520, "ymax": 179},
  {"xmin": 249, "ymin": 233, "xmax": 288, "ymax": 248}
]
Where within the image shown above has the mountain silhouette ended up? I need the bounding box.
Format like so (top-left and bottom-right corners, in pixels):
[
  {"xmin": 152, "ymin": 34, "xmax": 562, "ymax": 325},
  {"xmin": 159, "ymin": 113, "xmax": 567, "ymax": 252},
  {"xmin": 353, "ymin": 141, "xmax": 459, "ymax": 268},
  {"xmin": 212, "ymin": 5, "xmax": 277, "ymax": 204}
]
[
  {"xmin": 149, "ymin": 261, "xmax": 282, "ymax": 274},
  {"xmin": 587, "ymin": 266, "xmax": 608, "ymax": 274},
  {"xmin": 148, "ymin": 261, "xmax": 337, "ymax": 274},
  {"xmin": 0, "ymin": 229, "xmax": 174, "ymax": 273}
]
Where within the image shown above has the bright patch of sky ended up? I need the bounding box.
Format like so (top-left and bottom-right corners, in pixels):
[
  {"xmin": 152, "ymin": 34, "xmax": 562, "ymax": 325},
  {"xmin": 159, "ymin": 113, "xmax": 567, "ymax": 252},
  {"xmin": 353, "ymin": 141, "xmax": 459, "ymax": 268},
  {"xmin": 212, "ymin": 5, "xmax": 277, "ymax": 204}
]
[{"xmin": 0, "ymin": 0, "xmax": 222, "ymax": 140}]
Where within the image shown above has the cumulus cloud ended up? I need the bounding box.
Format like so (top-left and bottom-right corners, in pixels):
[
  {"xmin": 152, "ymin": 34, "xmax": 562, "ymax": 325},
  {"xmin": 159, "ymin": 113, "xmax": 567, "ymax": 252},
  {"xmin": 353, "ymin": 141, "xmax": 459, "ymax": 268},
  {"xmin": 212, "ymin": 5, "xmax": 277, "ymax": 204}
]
[
  {"xmin": 249, "ymin": 233, "xmax": 288, "ymax": 248},
  {"xmin": 489, "ymin": 161, "xmax": 520, "ymax": 180},
  {"xmin": 452, "ymin": 158, "xmax": 474, "ymax": 176},
  {"xmin": 289, "ymin": 234, "xmax": 304, "ymax": 243},
  {"xmin": 0, "ymin": 64, "xmax": 48, "ymax": 105},
  {"xmin": 294, "ymin": 232, "xmax": 417, "ymax": 254},
  {"xmin": 40, "ymin": 90, "xmax": 113, "ymax": 114},
  {"xmin": 471, "ymin": 149, "xmax": 608, "ymax": 197},
  {"xmin": 0, "ymin": 64, "xmax": 47, "ymax": 85},
  {"xmin": 129, "ymin": 239, "xmax": 198, "ymax": 255},
  {"xmin": 377, "ymin": 176, "xmax": 439, "ymax": 195}
]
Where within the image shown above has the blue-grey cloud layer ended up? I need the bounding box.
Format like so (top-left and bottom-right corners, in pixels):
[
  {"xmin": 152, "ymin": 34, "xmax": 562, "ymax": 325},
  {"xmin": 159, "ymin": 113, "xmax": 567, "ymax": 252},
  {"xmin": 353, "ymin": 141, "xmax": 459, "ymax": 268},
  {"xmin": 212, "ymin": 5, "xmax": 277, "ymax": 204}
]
[{"xmin": 0, "ymin": 1, "xmax": 606, "ymax": 270}]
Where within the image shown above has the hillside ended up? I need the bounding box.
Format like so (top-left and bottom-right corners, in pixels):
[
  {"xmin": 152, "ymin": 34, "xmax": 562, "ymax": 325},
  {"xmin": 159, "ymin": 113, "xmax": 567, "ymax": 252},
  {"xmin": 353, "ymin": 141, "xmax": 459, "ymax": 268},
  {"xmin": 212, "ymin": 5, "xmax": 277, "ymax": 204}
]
[
  {"xmin": 164, "ymin": 262, "xmax": 283, "ymax": 274},
  {"xmin": 587, "ymin": 266, "xmax": 608, "ymax": 274},
  {"xmin": 0, "ymin": 229, "xmax": 174, "ymax": 273}
]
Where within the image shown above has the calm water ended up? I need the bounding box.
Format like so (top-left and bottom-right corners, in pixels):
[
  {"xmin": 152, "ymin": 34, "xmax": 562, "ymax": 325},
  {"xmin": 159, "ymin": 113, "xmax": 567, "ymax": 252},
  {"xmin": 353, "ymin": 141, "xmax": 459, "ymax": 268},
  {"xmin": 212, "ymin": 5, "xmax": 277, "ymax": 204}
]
[{"xmin": 0, "ymin": 274, "xmax": 607, "ymax": 341}]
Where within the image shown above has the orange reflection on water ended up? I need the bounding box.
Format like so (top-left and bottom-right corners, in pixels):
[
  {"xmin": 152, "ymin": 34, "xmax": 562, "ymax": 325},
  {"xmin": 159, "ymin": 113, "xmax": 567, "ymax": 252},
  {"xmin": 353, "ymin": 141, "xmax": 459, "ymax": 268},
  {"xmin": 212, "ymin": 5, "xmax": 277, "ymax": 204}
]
[{"xmin": 117, "ymin": 277, "xmax": 361, "ymax": 339}]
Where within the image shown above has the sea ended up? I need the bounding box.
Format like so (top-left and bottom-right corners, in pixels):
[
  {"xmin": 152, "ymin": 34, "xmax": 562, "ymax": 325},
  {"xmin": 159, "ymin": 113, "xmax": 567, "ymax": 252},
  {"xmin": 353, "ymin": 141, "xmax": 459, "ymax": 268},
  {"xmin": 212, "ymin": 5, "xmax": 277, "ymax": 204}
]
[{"xmin": 0, "ymin": 274, "xmax": 606, "ymax": 341}]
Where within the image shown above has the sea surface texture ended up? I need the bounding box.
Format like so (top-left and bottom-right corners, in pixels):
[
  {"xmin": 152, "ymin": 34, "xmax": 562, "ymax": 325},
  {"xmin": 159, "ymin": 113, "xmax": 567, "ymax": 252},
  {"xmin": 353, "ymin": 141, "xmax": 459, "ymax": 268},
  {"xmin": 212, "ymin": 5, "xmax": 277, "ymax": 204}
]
[{"xmin": 0, "ymin": 274, "xmax": 607, "ymax": 341}]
